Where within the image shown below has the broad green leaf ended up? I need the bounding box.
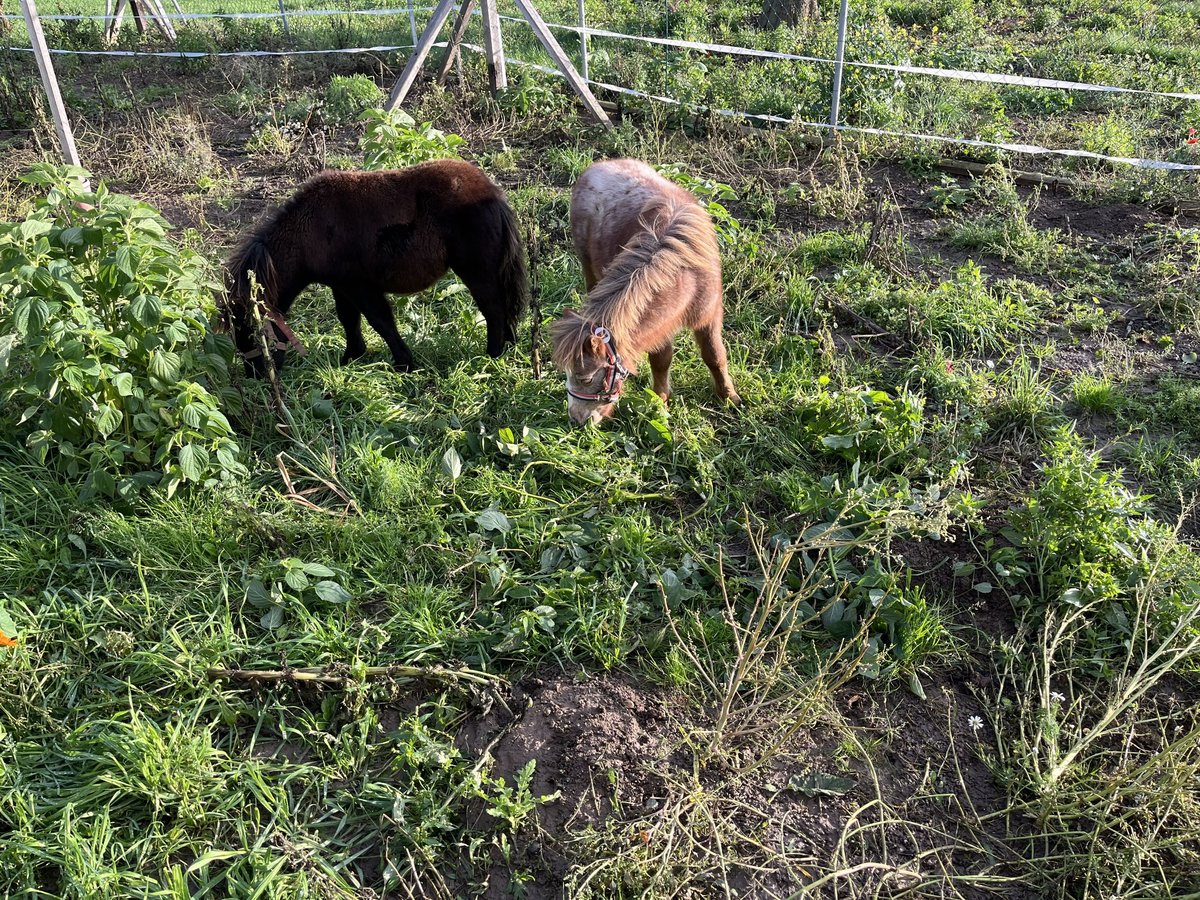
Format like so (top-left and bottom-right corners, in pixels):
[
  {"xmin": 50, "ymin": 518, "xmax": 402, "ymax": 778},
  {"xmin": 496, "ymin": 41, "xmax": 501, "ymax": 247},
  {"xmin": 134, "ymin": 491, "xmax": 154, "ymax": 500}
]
[
  {"xmin": 314, "ymin": 580, "xmax": 352, "ymax": 604},
  {"xmin": 0, "ymin": 333, "xmax": 16, "ymax": 375},
  {"xmin": 112, "ymin": 371, "xmax": 135, "ymax": 396},
  {"xmin": 788, "ymin": 772, "xmax": 855, "ymax": 797},
  {"xmin": 261, "ymin": 604, "xmax": 285, "ymax": 630},
  {"xmin": 283, "ymin": 568, "xmax": 309, "ymax": 591},
  {"xmin": 302, "ymin": 562, "xmax": 336, "ymax": 578},
  {"xmin": 475, "ymin": 508, "xmax": 512, "ymax": 534},
  {"xmin": 93, "ymin": 403, "xmax": 122, "ymax": 437},
  {"xmin": 178, "ymin": 443, "xmax": 209, "ymax": 481},
  {"xmin": 441, "ymin": 447, "xmax": 463, "ymax": 480}
]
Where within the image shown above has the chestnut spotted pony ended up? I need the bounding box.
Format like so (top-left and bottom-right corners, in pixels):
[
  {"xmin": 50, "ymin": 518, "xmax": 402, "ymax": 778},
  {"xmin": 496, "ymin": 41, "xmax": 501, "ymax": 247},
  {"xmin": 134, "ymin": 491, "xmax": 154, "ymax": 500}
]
[{"xmin": 550, "ymin": 159, "xmax": 740, "ymax": 425}]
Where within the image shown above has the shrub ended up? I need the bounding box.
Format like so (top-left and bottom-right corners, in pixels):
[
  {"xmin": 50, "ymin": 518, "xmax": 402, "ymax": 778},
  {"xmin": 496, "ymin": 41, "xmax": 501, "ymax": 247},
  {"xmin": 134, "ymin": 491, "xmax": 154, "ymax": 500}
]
[
  {"xmin": 322, "ymin": 74, "xmax": 384, "ymax": 125},
  {"xmin": 0, "ymin": 165, "xmax": 245, "ymax": 500},
  {"xmin": 359, "ymin": 107, "xmax": 465, "ymax": 170}
]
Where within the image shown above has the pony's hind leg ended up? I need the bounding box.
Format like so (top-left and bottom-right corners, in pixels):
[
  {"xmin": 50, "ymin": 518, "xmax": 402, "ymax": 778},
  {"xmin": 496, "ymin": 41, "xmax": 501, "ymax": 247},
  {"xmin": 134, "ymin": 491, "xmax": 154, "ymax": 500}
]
[
  {"xmin": 333, "ymin": 287, "xmax": 367, "ymax": 363},
  {"xmin": 693, "ymin": 321, "xmax": 740, "ymax": 405},
  {"xmin": 359, "ymin": 291, "xmax": 415, "ymax": 371},
  {"xmin": 649, "ymin": 343, "xmax": 674, "ymax": 403}
]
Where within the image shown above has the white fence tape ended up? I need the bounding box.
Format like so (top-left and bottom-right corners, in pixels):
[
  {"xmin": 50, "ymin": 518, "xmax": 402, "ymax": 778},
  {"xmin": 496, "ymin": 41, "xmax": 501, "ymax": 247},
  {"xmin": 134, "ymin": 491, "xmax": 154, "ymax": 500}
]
[
  {"xmin": 497, "ymin": 16, "xmax": 1200, "ymax": 104},
  {"xmin": 5, "ymin": 43, "xmax": 415, "ymax": 57},
  {"xmin": 458, "ymin": 42, "xmax": 1200, "ymax": 172},
  {"xmin": 1, "ymin": 7, "xmax": 436, "ymax": 21}
]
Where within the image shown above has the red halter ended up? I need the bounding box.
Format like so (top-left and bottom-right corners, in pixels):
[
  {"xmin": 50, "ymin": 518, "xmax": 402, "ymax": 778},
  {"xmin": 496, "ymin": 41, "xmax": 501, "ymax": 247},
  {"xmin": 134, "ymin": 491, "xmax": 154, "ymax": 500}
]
[{"xmin": 565, "ymin": 326, "xmax": 630, "ymax": 403}]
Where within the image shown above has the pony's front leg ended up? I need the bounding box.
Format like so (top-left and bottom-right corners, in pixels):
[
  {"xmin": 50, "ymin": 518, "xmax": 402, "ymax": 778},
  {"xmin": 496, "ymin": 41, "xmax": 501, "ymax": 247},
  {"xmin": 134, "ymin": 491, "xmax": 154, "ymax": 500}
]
[
  {"xmin": 359, "ymin": 292, "xmax": 415, "ymax": 372},
  {"xmin": 649, "ymin": 343, "xmax": 674, "ymax": 403},
  {"xmin": 333, "ymin": 288, "xmax": 367, "ymax": 364}
]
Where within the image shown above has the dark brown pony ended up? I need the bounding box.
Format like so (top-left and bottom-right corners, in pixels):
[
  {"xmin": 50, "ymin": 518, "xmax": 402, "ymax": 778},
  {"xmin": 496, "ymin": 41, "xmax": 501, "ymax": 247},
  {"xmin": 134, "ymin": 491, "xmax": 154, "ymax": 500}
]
[
  {"xmin": 223, "ymin": 159, "xmax": 529, "ymax": 375},
  {"xmin": 551, "ymin": 159, "xmax": 740, "ymax": 425}
]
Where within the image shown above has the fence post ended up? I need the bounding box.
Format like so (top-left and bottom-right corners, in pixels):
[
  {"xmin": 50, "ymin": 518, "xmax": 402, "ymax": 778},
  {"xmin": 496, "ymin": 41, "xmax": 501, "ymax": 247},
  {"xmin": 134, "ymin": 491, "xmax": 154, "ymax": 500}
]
[
  {"xmin": 828, "ymin": 0, "xmax": 850, "ymax": 128},
  {"xmin": 408, "ymin": 0, "xmax": 417, "ymax": 44},
  {"xmin": 19, "ymin": 0, "xmax": 84, "ymax": 169},
  {"xmin": 276, "ymin": 0, "xmax": 291, "ymax": 41},
  {"xmin": 577, "ymin": 0, "xmax": 588, "ymax": 82}
]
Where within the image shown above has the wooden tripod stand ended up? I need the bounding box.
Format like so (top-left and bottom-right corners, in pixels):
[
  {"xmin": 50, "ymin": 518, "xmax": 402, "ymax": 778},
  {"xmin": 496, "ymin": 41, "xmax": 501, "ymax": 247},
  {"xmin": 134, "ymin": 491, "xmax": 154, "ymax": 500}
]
[{"xmin": 384, "ymin": 0, "xmax": 610, "ymax": 126}]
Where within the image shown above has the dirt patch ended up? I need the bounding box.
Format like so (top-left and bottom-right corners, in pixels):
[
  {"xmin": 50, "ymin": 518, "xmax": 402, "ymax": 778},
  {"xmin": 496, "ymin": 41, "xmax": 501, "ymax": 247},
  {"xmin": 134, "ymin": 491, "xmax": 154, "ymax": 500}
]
[{"xmin": 457, "ymin": 669, "xmax": 1027, "ymax": 899}]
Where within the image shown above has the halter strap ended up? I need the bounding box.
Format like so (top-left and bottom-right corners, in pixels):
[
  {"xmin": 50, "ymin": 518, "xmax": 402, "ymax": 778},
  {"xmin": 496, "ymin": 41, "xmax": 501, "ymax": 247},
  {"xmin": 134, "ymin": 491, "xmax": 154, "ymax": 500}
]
[
  {"xmin": 240, "ymin": 308, "xmax": 308, "ymax": 361},
  {"xmin": 566, "ymin": 326, "xmax": 630, "ymax": 403}
]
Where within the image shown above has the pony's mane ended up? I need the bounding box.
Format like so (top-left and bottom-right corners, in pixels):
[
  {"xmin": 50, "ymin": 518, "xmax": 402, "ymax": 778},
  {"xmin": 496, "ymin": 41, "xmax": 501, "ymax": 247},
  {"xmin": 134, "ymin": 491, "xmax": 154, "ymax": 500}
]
[{"xmin": 589, "ymin": 197, "xmax": 716, "ymax": 337}]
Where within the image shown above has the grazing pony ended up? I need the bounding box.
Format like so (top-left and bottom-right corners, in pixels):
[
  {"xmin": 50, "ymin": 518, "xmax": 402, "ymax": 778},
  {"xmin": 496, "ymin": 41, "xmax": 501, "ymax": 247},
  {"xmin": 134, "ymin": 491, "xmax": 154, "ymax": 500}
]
[
  {"xmin": 550, "ymin": 159, "xmax": 740, "ymax": 426},
  {"xmin": 223, "ymin": 159, "xmax": 528, "ymax": 375}
]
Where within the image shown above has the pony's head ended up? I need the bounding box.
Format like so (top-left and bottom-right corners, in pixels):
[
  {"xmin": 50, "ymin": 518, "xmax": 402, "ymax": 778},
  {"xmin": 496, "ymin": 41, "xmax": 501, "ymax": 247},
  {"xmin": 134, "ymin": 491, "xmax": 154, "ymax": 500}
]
[
  {"xmin": 550, "ymin": 310, "xmax": 632, "ymax": 426},
  {"xmin": 219, "ymin": 284, "xmax": 288, "ymax": 379},
  {"xmin": 222, "ymin": 238, "xmax": 295, "ymax": 378}
]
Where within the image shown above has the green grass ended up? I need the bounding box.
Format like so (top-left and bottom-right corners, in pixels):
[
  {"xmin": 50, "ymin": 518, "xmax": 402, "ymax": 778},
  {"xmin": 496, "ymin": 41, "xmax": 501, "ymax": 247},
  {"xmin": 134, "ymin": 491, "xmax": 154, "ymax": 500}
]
[{"xmin": 1, "ymin": 47, "xmax": 1200, "ymax": 897}]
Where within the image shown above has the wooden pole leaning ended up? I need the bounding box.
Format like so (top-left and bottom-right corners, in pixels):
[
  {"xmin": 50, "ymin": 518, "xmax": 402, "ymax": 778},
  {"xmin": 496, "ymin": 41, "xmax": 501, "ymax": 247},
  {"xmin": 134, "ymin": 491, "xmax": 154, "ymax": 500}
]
[
  {"xmin": 435, "ymin": 0, "xmax": 477, "ymax": 85},
  {"xmin": 383, "ymin": 0, "xmax": 608, "ymax": 126},
  {"xmin": 479, "ymin": 0, "xmax": 506, "ymax": 92},
  {"xmin": 510, "ymin": 0, "xmax": 608, "ymax": 125},
  {"xmin": 19, "ymin": 0, "xmax": 84, "ymax": 169},
  {"xmin": 384, "ymin": 0, "xmax": 460, "ymax": 111}
]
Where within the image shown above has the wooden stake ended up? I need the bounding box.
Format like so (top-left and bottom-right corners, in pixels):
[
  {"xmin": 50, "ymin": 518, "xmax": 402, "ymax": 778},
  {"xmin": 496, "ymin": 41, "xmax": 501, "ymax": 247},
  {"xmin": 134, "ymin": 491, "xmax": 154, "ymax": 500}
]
[
  {"xmin": 436, "ymin": 0, "xmax": 477, "ymax": 86},
  {"xmin": 510, "ymin": 0, "xmax": 609, "ymax": 125},
  {"xmin": 384, "ymin": 0, "xmax": 459, "ymax": 111},
  {"xmin": 19, "ymin": 0, "xmax": 83, "ymax": 168},
  {"xmin": 479, "ymin": 0, "xmax": 506, "ymax": 92}
]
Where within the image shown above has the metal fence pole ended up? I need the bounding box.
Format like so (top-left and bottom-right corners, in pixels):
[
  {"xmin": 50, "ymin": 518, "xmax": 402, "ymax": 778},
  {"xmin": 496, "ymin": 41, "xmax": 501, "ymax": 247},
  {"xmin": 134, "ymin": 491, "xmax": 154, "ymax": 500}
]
[
  {"xmin": 408, "ymin": 0, "xmax": 418, "ymax": 44},
  {"xmin": 577, "ymin": 0, "xmax": 588, "ymax": 82},
  {"xmin": 276, "ymin": 0, "xmax": 291, "ymax": 40},
  {"xmin": 828, "ymin": 0, "xmax": 850, "ymax": 128}
]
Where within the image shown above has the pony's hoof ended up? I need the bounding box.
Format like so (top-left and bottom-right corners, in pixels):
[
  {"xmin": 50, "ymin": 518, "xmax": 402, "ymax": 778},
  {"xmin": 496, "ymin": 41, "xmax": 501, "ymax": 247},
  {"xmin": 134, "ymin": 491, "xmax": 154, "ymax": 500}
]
[
  {"xmin": 724, "ymin": 391, "xmax": 743, "ymax": 407},
  {"xmin": 341, "ymin": 348, "xmax": 366, "ymax": 365},
  {"xmin": 392, "ymin": 358, "xmax": 416, "ymax": 373}
]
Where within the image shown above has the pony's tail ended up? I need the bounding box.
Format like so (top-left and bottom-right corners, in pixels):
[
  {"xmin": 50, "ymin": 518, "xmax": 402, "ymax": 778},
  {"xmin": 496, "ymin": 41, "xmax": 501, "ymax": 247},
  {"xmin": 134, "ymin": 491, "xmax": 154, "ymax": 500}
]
[
  {"xmin": 223, "ymin": 231, "xmax": 278, "ymax": 322},
  {"xmin": 494, "ymin": 198, "xmax": 530, "ymax": 347}
]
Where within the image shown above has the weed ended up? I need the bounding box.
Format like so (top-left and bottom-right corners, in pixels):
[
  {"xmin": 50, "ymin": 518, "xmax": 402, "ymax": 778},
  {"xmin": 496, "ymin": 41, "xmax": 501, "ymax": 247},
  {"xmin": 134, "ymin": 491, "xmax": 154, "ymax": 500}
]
[
  {"xmin": 359, "ymin": 107, "xmax": 464, "ymax": 170},
  {"xmin": 322, "ymin": 74, "xmax": 383, "ymax": 125}
]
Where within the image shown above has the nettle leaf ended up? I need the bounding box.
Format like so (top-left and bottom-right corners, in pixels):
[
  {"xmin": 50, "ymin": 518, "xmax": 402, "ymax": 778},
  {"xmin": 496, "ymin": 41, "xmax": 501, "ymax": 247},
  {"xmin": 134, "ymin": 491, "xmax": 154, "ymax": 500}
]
[
  {"xmin": 260, "ymin": 604, "xmax": 285, "ymax": 630},
  {"xmin": 441, "ymin": 447, "xmax": 463, "ymax": 480},
  {"xmin": 178, "ymin": 443, "xmax": 209, "ymax": 481},
  {"xmin": 476, "ymin": 508, "xmax": 512, "ymax": 534},
  {"xmin": 314, "ymin": 580, "xmax": 353, "ymax": 604},
  {"xmin": 302, "ymin": 562, "xmax": 336, "ymax": 578}
]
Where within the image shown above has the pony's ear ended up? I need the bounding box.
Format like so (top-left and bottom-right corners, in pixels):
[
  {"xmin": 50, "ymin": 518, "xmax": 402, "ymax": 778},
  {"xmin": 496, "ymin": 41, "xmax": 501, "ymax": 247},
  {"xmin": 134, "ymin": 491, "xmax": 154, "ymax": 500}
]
[{"xmin": 588, "ymin": 333, "xmax": 606, "ymax": 356}]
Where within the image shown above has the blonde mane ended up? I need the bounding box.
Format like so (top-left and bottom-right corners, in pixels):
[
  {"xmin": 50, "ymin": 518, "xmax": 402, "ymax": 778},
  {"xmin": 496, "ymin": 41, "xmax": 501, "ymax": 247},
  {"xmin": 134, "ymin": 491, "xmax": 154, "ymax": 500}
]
[{"xmin": 551, "ymin": 197, "xmax": 718, "ymax": 370}]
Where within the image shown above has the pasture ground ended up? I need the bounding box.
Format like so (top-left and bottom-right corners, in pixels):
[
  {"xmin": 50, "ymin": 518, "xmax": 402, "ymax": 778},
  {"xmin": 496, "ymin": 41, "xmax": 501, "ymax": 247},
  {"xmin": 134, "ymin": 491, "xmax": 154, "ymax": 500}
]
[{"xmin": 2, "ymin": 47, "xmax": 1200, "ymax": 899}]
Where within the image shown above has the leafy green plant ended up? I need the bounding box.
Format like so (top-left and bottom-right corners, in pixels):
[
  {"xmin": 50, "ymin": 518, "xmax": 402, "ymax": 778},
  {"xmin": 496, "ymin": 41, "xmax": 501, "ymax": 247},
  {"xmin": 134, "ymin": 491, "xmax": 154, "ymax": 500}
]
[
  {"xmin": 243, "ymin": 557, "xmax": 354, "ymax": 630},
  {"xmin": 496, "ymin": 69, "xmax": 568, "ymax": 117},
  {"xmin": 0, "ymin": 165, "xmax": 243, "ymax": 500},
  {"xmin": 359, "ymin": 107, "xmax": 464, "ymax": 170},
  {"xmin": 323, "ymin": 74, "xmax": 384, "ymax": 125},
  {"xmin": 654, "ymin": 163, "xmax": 758, "ymax": 256},
  {"xmin": 476, "ymin": 760, "xmax": 560, "ymax": 831}
]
